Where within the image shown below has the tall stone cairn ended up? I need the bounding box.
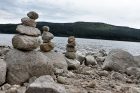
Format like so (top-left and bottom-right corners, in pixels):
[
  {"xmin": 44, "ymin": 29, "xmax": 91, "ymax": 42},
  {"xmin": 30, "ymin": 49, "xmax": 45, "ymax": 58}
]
[
  {"xmin": 65, "ymin": 36, "xmax": 76, "ymax": 59},
  {"xmin": 40, "ymin": 26, "xmax": 55, "ymax": 52},
  {"xmin": 12, "ymin": 11, "xmax": 41, "ymax": 51}
]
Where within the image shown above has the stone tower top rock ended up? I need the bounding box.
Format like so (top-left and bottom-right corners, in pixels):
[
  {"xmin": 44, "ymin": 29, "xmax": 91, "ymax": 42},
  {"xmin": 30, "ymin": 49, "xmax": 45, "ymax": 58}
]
[
  {"xmin": 42, "ymin": 26, "xmax": 50, "ymax": 32},
  {"xmin": 27, "ymin": 11, "xmax": 39, "ymax": 20}
]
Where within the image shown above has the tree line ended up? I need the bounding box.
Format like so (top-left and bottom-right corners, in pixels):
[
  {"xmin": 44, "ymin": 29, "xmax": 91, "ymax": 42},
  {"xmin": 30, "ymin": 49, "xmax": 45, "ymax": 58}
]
[{"xmin": 0, "ymin": 22, "xmax": 140, "ymax": 42}]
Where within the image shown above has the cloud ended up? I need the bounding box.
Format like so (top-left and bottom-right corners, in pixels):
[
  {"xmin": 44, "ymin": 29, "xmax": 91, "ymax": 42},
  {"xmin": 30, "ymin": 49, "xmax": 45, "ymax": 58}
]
[{"xmin": 0, "ymin": 0, "xmax": 140, "ymax": 28}]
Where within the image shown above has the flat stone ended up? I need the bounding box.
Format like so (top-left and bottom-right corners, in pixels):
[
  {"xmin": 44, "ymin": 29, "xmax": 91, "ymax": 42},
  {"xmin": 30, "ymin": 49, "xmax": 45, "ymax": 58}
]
[
  {"xmin": 42, "ymin": 32, "xmax": 54, "ymax": 42},
  {"xmin": 27, "ymin": 11, "xmax": 39, "ymax": 20},
  {"xmin": 66, "ymin": 46, "xmax": 76, "ymax": 52},
  {"xmin": 21, "ymin": 17, "xmax": 36, "ymax": 27},
  {"xmin": 12, "ymin": 35, "xmax": 41, "ymax": 51},
  {"xmin": 65, "ymin": 52, "xmax": 76, "ymax": 59},
  {"xmin": 16, "ymin": 25, "xmax": 41, "ymax": 36},
  {"xmin": 40, "ymin": 42, "xmax": 54, "ymax": 52}
]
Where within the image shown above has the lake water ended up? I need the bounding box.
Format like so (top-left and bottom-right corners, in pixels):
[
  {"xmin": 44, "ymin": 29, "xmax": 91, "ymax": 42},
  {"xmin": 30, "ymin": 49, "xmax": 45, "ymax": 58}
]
[{"xmin": 0, "ymin": 34, "xmax": 140, "ymax": 55}]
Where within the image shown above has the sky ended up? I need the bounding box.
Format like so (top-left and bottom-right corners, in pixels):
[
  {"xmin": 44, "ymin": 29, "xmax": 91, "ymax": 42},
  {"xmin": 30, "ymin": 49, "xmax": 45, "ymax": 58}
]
[{"xmin": 0, "ymin": 0, "xmax": 140, "ymax": 28}]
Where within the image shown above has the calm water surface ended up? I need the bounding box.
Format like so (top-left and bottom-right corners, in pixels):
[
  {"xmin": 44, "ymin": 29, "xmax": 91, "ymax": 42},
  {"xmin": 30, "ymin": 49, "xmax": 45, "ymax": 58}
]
[{"xmin": 0, "ymin": 34, "xmax": 140, "ymax": 55}]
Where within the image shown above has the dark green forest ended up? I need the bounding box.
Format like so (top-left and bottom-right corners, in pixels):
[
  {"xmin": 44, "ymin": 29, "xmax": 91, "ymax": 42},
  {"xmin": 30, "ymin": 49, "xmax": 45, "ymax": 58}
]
[{"xmin": 0, "ymin": 22, "xmax": 140, "ymax": 42}]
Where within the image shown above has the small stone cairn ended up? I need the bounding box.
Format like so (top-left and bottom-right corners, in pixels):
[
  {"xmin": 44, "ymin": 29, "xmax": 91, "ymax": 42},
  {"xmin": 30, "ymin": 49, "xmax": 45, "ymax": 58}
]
[
  {"xmin": 40, "ymin": 26, "xmax": 55, "ymax": 52},
  {"xmin": 65, "ymin": 36, "xmax": 76, "ymax": 59},
  {"xmin": 12, "ymin": 11, "xmax": 41, "ymax": 51}
]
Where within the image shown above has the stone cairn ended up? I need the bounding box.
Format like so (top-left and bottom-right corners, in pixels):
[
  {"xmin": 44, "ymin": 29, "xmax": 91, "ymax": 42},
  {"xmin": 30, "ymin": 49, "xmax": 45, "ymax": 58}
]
[
  {"xmin": 12, "ymin": 11, "xmax": 41, "ymax": 51},
  {"xmin": 65, "ymin": 36, "xmax": 76, "ymax": 59},
  {"xmin": 40, "ymin": 26, "xmax": 55, "ymax": 52}
]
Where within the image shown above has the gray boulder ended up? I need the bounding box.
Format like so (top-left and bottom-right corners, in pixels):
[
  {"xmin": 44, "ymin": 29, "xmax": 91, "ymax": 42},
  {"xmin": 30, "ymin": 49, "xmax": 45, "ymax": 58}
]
[
  {"xmin": 16, "ymin": 25, "xmax": 41, "ymax": 36},
  {"xmin": 102, "ymin": 49, "xmax": 136, "ymax": 73},
  {"xmin": 42, "ymin": 32, "xmax": 54, "ymax": 43},
  {"xmin": 43, "ymin": 51, "xmax": 68, "ymax": 71},
  {"xmin": 85, "ymin": 55, "xmax": 97, "ymax": 66},
  {"xmin": 0, "ymin": 59, "xmax": 7, "ymax": 86},
  {"xmin": 4, "ymin": 49, "xmax": 53, "ymax": 85},
  {"xmin": 134, "ymin": 55, "xmax": 140, "ymax": 67},
  {"xmin": 21, "ymin": 17, "xmax": 36, "ymax": 27},
  {"xmin": 65, "ymin": 58, "xmax": 80, "ymax": 70},
  {"xmin": 25, "ymin": 75, "xmax": 66, "ymax": 93},
  {"xmin": 12, "ymin": 35, "xmax": 41, "ymax": 51}
]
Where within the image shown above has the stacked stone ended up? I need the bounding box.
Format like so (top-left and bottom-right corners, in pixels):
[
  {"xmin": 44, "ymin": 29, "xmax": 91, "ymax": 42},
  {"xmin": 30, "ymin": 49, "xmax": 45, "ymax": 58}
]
[
  {"xmin": 65, "ymin": 36, "xmax": 76, "ymax": 59},
  {"xmin": 12, "ymin": 11, "xmax": 41, "ymax": 51},
  {"xmin": 40, "ymin": 26, "xmax": 54, "ymax": 52}
]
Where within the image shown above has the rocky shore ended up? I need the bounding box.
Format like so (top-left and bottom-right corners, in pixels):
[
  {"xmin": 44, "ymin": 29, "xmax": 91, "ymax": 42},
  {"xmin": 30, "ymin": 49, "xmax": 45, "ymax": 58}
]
[{"xmin": 0, "ymin": 11, "xmax": 140, "ymax": 93}]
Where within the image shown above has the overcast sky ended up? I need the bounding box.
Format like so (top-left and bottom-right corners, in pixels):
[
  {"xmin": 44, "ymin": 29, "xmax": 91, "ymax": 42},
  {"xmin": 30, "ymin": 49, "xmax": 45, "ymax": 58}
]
[{"xmin": 1, "ymin": 0, "xmax": 140, "ymax": 28}]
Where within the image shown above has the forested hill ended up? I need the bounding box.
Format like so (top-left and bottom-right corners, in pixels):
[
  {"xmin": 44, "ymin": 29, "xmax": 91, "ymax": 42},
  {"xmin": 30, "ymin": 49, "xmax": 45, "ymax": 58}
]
[{"xmin": 0, "ymin": 22, "xmax": 140, "ymax": 42}]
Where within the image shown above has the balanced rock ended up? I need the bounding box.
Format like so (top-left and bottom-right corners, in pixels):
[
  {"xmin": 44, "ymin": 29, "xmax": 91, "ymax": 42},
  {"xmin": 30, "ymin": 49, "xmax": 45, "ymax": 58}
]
[
  {"xmin": 42, "ymin": 32, "xmax": 54, "ymax": 43},
  {"xmin": 102, "ymin": 49, "xmax": 136, "ymax": 73},
  {"xmin": 21, "ymin": 17, "xmax": 36, "ymax": 27},
  {"xmin": 27, "ymin": 11, "xmax": 39, "ymax": 20},
  {"xmin": 65, "ymin": 52, "xmax": 76, "ymax": 59},
  {"xmin": 25, "ymin": 75, "xmax": 66, "ymax": 93},
  {"xmin": 12, "ymin": 35, "xmax": 41, "ymax": 51},
  {"xmin": 42, "ymin": 26, "xmax": 49, "ymax": 31},
  {"xmin": 40, "ymin": 42, "xmax": 54, "ymax": 52},
  {"xmin": 66, "ymin": 45, "xmax": 76, "ymax": 52},
  {"xmin": 4, "ymin": 49, "xmax": 53, "ymax": 84},
  {"xmin": 68, "ymin": 36, "xmax": 75, "ymax": 44},
  {"xmin": 0, "ymin": 59, "xmax": 7, "ymax": 86},
  {"xmin": 16, "ymin": 25, "xmax": 41, "ymax": 36}
]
